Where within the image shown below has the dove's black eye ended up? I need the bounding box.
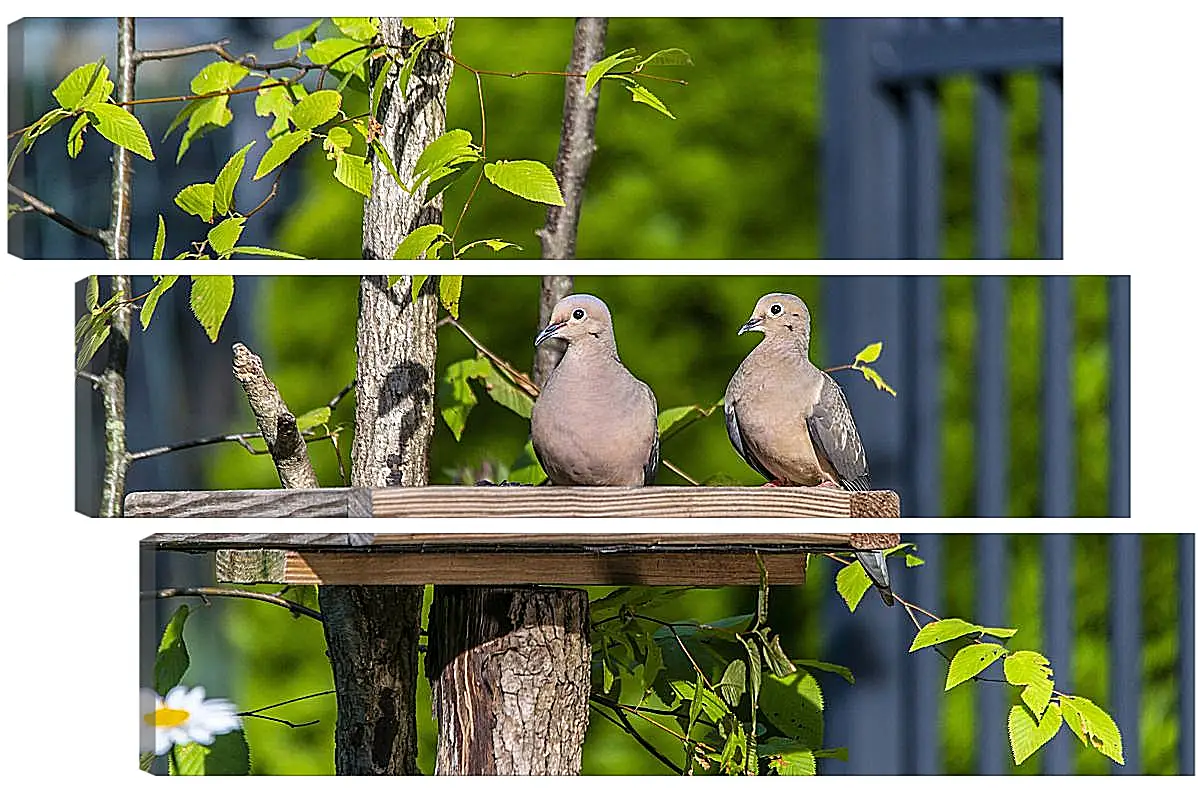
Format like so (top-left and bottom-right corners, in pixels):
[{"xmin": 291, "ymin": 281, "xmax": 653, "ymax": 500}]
[
  {"xmin": 769, "ymin": 303, "xmax": 783, "ymax": 316},
  {"xmin": 572, "ymin": 308, "xmax": 586, "ymax": 320}
]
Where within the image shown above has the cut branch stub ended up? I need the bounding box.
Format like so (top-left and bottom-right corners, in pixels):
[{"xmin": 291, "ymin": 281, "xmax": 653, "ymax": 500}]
[{"xmin": 231, "ymin": 341, "xmax": 319, "ymax": 489}]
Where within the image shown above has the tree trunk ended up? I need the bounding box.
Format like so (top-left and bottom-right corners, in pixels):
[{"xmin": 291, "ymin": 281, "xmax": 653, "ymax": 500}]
[
  {"xmin": 319, "ymin": 17, "xmax": 454, "ymax": 775},
  {"xmin": 426, "ymin": 587, "xmax": 590, "ymax": 774},
  {"xmin": 426, "ymin": 19, "xmax": 609, "ymax": 776}
]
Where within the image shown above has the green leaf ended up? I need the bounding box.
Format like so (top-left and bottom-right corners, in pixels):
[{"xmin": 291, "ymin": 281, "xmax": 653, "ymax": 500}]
[
  {"xmin": 333, "ymin": 153, "xmax": 372, "ymax": 197},
  {"xmin": 906, "ymin": 552, "xmax": 925, "ymax": 567},
  {"xmin": 174, "ymin": 183, "xmax": 216, "ymax": 222},
  {"xmin": 254, "ymin": 130, "xmax": 311, "ymax": 179},
  {"xmin": 369, "ymin": 139, "xmax": 407, "ymax": 192},
  {"xmin": 75, "ymin": 300, "xmax": 115, "ymax": 371},
  {"xmin": 393, "ymin": 224, "xmax": 444, "ymax": 259},
  {"xmin": 813, "ymin": 747, "xmax": 849, "ymax": 762},
  {"xmin": 403, "ymin": 18, "xmax": 448, "ymax": 38},
  {"xmin": 207, "ymin": 217, "xmax": 246, "ymax": 257},
  {"xmin": 396, "ymin": 38, "xmax": 428, "ymax": 101},
  {"xmin": 412, "ymin": 129, "xmax": 479, "ymax": 189},
  {"xmin": 190, "ymin": 62, "xmax": 249, "ymax": 94},
  {"xmin": 176, "ymin": 97, "xmax": 233, "ymax": 163},
  {"xmin": 152, "ymin": 215, "xmax": 167, "ymax": 260},
  {"xmin": 634, "ymin": 48, "xmax": 694, "ymax": 71},
  {"xmin": 482, "ymin": 365, "xmax": 534, "ymax": 420},
  {"xmin": 484, "ymin": 160, "xmax": 565, "ymax": 206},
  {"xmin": 585, "ymin": 48, "xmax": 637, "ymax": 95},
  {"xmin": 66, "ymin": 114, "xmax": 89, "ymax": 158},
  {"xmin": 407, "ymin": 275, "xmax": 427, "ymax": 295},
  {"xmin": 759, "ymin": 741, "xmax": 816, "ymax": 776},
  {"xmin": 140, "ymin": 275, "xmax": 179, "ymax": 330},
  {"xmin": 439, "ymin": 275, "xmax": 462, "ymax": 318},
  {"xmin": 292, "ymin": 89, "xmax": 342, "ymax": 129},
  {"xmin": 170, "ymin": 729, "xmax": 250, "ymax": 776},
  {"xmin": 294, "ymin": 406, "xmax": 332, "ymax": 430},
  {"xmin": 980, "ymin": 625, "xmax": 1018, "ymax": 639},
  {"xmin": 214, "ymin": 141, "xmax": 255, "ymax": 216},
  {"xmin": 657, "ymin": 403, "xmax": 715, "ymax": 438},
  {"xmin": 858, "ymin": 365, "xmax": 898, "ymax": 397},
  {"xmin": 189, "ymin": 276, "xmax": 235, "ymax": 342},
  {"xmin": 85, "ymin": 275, "xmax": 99, "ymax": 310},
  {"xmin": 760, "ymin": 670, "xmax": 823, "ymax": 748},
  {"xmin": 507, "ymin": 439, "xmax": 547, "ymax": 485},
  {"xmin": 255, "ymin": 85, "xmax": 295, "ymax": 139},
  {"xmin": 307, "ymin": 38, "xmax": 369, "ymax": 80},
  {"xmin": 909, "ymin": 618, "xmax": 983, "ymax": 652},
  {"xmin": 1058, "ymin": 695, "xmax": 1124, "ymax": 765},
  {"xmin": 625, "ymin": 81, "xmax": 675, "ymax": 119},
  {"xmin": 834, "ymin": 560, "xmax": 871, "ymax": 612},
  {"xmin": 154, "ymin": 604, "xmax": 190, "ymax": 694},
  {"xmin": 324, "ymin": 125, "xmax": 353, "ymax": 156},
  {"xmin": 1009, "ymin": 701, "xmax": 1062, "ymax": 766},
  {"xmin": 87, "ymin": 103, "xmax": 155, "ymax": 161},
  {"xmin": 456, "ymin": 238, "xmax": 521, "ymax": 257},
  {"xmin": 945, "ymin": 643, "xmax": 1007, "ymax": 690},
  {"xmin": 671, "ymin": 678, "xmax": 730, "ymax": 727},
  {"xmin": 718, "ymin": 659, "xmax": 746, "ymax": 707},
  {"xmin": 439, "ymin": 357, "xmax": 490, "ymax": 440},
  {"xmin": 333, "ymin": 17, "xmax": 378, "ymax": 41},
  {"xmin": 854, "ymin": 341, "xmax": 883, "ymax": 364},
  {"xmin": 273, "ymin": 19, "xmax": 323, "ymax": 49},
  {"xmin": 53, "ymin": 61, "xmax": 112, "ymax": 110},
  {"xmin": 792, "ymin": 659, "xmax": 854, "ymax": 685},
  {"xmin": 228, "ymin": 246, "xmax": 306, "ymax": 259}
]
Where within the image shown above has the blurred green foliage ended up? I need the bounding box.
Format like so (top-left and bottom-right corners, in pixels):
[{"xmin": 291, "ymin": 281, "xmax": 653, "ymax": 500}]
[{"xmin": 132, "ymin": 17, "xmax": 1173, "ymax": 778}]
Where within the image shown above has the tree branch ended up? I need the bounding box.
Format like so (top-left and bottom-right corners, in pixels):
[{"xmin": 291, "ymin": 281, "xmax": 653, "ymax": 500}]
[
  {"xmin": 127, "ymin": 430, "xmax": 265, "ymax": 462},
  {"xmin": 231, "ymin": 342, "xmax": 320, "ymax": 489},
  {"xmin": 8, "ymin": 183, "xmax": 106, "ymax": 247},
  {"xmin": 98, "ymin": 276, "xmax": 131, "ymax": 516},
  {"xmin": 142, "ymin": 586, "xmax": 324, "ymax": 622},
  {"xmin": 106, "ymin": 17, "xmax": 136, "ymax": 259},
  {"xmin": 539, "ymin": 17, "xmax": 607, "ymax": 261}
]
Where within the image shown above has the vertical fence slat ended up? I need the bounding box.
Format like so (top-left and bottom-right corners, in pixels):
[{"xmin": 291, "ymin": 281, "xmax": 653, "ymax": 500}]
[
  {"xmin": 1110, "ymin": 534, "xmax": 1141, "ymax": 774},
  {"xmin": 1039, "ymin": 68, "xmax": 1063, "ymax": 258},
  {"xmin": 905, "ymin": 82, "xmax": 941, "ymax": 258},
  {"xmin": 1181, "ymin": 534, "xmax": 1195, "ymax": 775},
  {"xmin": 976, "ymin": 276, "xmax": 1007, "ymax": 516},
  {"xmin": 1042, "ymin": 276, "xmax": 1074, "ymax": 516},
  {"xmin": 975, "ymin": 534, "xmax": 1008, "ymax": 774},
  {"xmin": 909, "ymin": 276, "xmax": 941, "ymax": 517},
  {"xmin": 1042, "ymin": 534, "xmax": 1074, "ymax": 774},
  {"xmin": 906, "ymin": 531, "xmax": 942, "ymax": 774},
  {"xmin": 975, "ymin": 74, "xmax": 1007, "ymax": 259},
  {"xmin": 1109, "ymin": 276, "xmax": 1131, "ymax": 516}
]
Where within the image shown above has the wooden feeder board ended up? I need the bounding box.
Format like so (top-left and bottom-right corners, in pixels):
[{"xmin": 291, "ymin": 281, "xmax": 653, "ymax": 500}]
[{"xmin": 132, "ymin": 486, "xmax": 900, "ymax": 587}]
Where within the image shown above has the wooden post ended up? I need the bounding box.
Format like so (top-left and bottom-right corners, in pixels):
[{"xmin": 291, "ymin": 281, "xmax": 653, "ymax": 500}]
[{"xmin": 318, "ymin": 17, "xmax": 454, "ymax": 776}]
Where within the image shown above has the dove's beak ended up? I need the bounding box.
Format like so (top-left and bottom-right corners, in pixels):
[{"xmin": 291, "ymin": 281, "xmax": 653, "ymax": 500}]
[
  {"xmin": 738, "ymin": 317, "xmax": 763, "ymax": 336},
  {"xmin": 534, "ymin": 321, "xmax": 567, "ymax": 347}
]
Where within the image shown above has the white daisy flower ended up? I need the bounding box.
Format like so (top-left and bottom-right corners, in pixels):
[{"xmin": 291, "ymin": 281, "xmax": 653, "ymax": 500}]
[{"xmin": 140, "ymin": 685, "xmax": 242, "ymax": 756}]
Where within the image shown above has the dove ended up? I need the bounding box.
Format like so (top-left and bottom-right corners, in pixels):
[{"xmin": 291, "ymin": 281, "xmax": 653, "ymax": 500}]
[
  {"xmin": 530, "ymin": 294, "xmax": 660, "ymax": 487},
  {"xmin": 725, "ymin": 292, "xmax": 891, "ymax": 604}
]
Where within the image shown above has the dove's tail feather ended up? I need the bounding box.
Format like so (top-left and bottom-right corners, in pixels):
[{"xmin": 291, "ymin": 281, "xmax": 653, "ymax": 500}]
[{"xmin": 857, "ymin": 550, "xmax": 895, "ymax": 606}]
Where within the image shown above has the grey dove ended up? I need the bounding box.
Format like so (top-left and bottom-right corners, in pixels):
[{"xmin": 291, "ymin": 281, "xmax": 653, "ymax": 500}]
[
  {"xmin": 725, "ymin": 292, "xmax": 892, "ymax": 605},
  {"xmin": 531, "ymin": 294, "xmax": 660, "ymax": 487}
]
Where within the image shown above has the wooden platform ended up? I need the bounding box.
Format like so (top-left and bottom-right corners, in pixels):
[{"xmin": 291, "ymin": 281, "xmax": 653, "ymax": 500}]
[
  {"xmin": 143, "ymin": 531, "xmax": 900, "ymax": 587},
  {"xmin": 125, "ymin": 486, "xmax": 900, "ymax": 518}
]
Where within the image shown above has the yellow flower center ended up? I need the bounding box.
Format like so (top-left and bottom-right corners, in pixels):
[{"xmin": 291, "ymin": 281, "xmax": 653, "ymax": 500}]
[{"xmin": 145, "ymin": 707, "xmax": 190, "ymax": 728}]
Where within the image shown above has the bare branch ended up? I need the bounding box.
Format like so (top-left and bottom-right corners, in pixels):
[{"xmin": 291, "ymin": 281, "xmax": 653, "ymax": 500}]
[
  {"xmin": 231, "ymin": 342, "xmax": 320, "ymax": 489},
  {"xmin": 142, "ymin": 586, "xmax": 324, "ymax": 622},
  {"xmin": 540, "ymin": 18, "xmax": 607, "ymax": 261},
  {"xmin": 8, "ymin": 183, "xmax": 106, "ymax": 247},
  {"xmin": 76, "ymin": 370, "xmax": 102, "ymax": 388},
  {"xmin": 127, "ymin": 430, "xmax": 264, "ymax": 462}
]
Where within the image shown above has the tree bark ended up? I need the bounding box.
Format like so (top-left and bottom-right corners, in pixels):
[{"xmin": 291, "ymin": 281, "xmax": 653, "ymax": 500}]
[
  {"xmin": 426, "ymin": 587, "xmax": 591, "ymax": 774},
  {"xmin": 319, "ymin": 17, "xmax": 454, "ymax": 775},
  {"xmin": 426, "ymin": 19, "xmax": 609, "ymax": 776},
  {"xmin": 97, "ymin": 275, "xmax": 131, "ymax": 517}
]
